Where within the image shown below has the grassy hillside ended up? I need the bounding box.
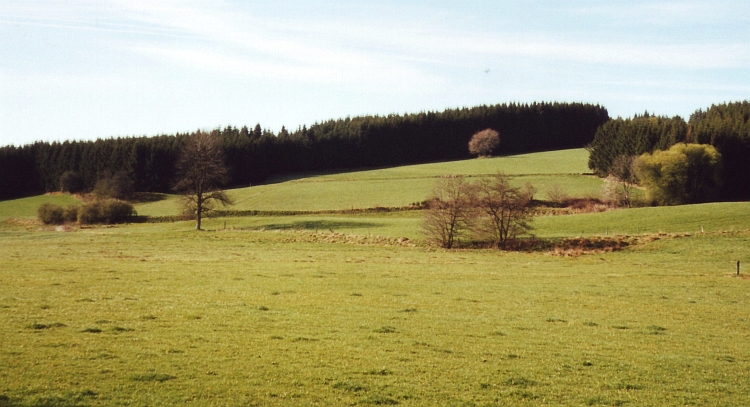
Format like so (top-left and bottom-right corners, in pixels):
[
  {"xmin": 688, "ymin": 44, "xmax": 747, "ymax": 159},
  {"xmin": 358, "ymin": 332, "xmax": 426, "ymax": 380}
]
[
  {"xmin": 0, "ymin": 149, "xmax": 600, "ymax": 218},
  {"xmin": 0, "ymin": 193, "xmax": 80, "ymax": 222},
  {"xmin": 133, "ymin": 149, "xmax": 601, "ymax": 216}
]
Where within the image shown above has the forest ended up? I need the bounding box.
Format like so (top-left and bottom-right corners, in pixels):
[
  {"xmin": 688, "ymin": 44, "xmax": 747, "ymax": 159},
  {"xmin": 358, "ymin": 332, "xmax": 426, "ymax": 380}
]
[{"xmin": 0, "ymin": 102, "xmax": 609, "ymax": 200}]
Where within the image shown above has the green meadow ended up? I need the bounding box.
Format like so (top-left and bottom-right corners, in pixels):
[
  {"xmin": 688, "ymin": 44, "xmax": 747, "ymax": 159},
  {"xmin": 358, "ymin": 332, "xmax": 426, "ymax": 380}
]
[
  {"xmin": 133, "ymin": 149, "xmax": 602, "ymax": 216},
  {"xmin": 1, "ymin": 149, "xmax": 750, "ymax": 406}
]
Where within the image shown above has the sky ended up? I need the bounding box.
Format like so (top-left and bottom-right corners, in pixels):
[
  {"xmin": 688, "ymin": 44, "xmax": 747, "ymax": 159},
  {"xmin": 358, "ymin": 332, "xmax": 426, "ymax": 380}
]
[{"xmin": 1, "ymin": 0, "xmax": 748, "ymax": 147}]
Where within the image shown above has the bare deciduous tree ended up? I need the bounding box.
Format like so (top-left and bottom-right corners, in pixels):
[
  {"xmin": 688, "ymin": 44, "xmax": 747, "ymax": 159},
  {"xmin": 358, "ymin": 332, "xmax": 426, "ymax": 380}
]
[
  {"xmin": 421, "ymin": 176, "xmax": 473, "ymax": 249},
  {"xmin": 605, "ymin": 155, "xmax": 638, "ymax": 207},
  {"xmin": 468, "ymin": 128, "xmax": 500, "ymax": 158},
  {"xmin": 472, "ymin": 173, "xmax": 533, "ymax": 248},
  {"xmin": 173, "ymin": 131, "xmax": 233, "ymax": 230}
]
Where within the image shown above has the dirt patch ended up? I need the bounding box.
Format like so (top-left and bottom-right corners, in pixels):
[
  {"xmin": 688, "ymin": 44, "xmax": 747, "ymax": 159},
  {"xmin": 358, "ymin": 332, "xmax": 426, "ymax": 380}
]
[{"xmin": 258, "ymin": 229, "xmax": 416, "ymax": 247}]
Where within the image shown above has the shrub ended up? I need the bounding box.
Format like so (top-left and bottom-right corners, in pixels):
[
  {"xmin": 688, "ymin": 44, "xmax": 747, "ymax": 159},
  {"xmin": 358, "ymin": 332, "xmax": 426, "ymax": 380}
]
[
  {"xmin": 77, "ymin": 202, "xmax": 101, "ymax": 224},
  {"xmin": 468, "ymin": 128, "xmax": 500, "ymax": 157},
  {"xmin": 77, "ymin": 199, "xmax": 135, "ymax": 224},
  {"xmin": 472, "ymin": 173, "xmax": 534, "ymax": 248},
  {"xmin": 546, "ymin": 185, "xmax": 569, "ymax": 206},
  {"xmin": 63, "ymin": 205, "xmax": 80, "ymax": 222},
  {"xmin": 99, "ymin": 199, "xmax": 136, "ymax": 223},
  {"xmin": 38, "ymin": 203, "xmax": 64, "ymax": 224},
  {"xmin": 421, "ymin": 176, "xmax": 474, "ymax": 248},
  {"xmin": 636, "ymin": 143, "xmax": 722, "ymax": 205}
]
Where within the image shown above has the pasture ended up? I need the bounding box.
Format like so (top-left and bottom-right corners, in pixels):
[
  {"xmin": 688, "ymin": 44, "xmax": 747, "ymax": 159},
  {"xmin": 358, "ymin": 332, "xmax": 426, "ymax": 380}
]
[{"xmin": 1, "ymin": 149, "xmax": 749, "ymax": 406}]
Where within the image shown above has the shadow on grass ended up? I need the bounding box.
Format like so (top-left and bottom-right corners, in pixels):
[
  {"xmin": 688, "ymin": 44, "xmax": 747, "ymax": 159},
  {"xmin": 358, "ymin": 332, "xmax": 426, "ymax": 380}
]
[
  {"xmin": 465, "ymin": 236, "xmax": 633, "ymax": 255},
  {"xmin": 250, "ymin": 220, "xmax": 384, "ymax": 232},
  {"xmin": 130, "ymin": 192, "xmax": 168, "ymax": 203}
]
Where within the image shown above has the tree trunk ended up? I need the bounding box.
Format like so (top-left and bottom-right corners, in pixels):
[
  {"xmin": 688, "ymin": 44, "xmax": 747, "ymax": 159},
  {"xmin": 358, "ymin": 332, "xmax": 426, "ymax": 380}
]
[{"xmin": 196, "ymin": 195, "xmax": 203, "ymax": 230}]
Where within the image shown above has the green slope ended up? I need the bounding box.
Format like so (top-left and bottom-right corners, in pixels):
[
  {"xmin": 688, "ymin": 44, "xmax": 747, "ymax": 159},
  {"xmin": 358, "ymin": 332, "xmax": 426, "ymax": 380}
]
[
  {"xmin": 0, "ymin": 193, "xmax": 81, "ymax": 222},
  {"xmin": 134, "ymin": 148, "xmax": 601, "ymax": 216}
]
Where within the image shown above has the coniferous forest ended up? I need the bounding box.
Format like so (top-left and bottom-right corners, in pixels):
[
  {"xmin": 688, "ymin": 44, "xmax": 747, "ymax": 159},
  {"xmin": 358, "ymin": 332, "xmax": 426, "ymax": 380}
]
[
  {"xmin": 0, "ymin": 102, "xmax": 609, "ymax": 200},
  {"xmin": 2, "ymin": 101, "xmax": 748, "ymax": 201}
]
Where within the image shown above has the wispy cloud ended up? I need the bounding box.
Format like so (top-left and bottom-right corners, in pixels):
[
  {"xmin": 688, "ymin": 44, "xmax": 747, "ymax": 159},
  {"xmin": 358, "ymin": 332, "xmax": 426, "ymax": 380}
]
[{"xmin": 573, "ymin": 0, "xmax": 747, "ymax": 25}]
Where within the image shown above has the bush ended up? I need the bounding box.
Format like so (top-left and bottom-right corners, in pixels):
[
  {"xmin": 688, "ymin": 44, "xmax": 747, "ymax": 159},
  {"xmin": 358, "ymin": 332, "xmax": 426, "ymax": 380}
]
[
  {"xmin": 63, "ymin": 205, "xmax": 80, "ymax": 222},
  {"xmin": 468, "ymin": 129, "xmax": 500, "ymax": 157},
  {"xmin": 99, "ymin": 199, "xmax": 136, "ymax": 223},
  {"xmin": 38, "ymin": 203, "xmax": 64, "ymax": 224},
  {"xmin": 77, "ymin": 199, "xmax": 136, "ymax": 224},
  {"xmin": 636, "ymin": 143, "xmax": 722, "ymax": 205},
  {"xmin": 546, "ymin": 184, "xmax": 569, "ymax": 206},
  {"xmin": 421, "ymin": 176, "xmax": 474, "ymax": 248},
  {"xmin": 77, "ymin": 202, "xmax": 101, "ymax": 224}
]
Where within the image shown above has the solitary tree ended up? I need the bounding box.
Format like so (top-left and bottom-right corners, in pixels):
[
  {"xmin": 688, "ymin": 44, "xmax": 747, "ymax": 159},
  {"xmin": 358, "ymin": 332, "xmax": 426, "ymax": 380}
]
[
  {"xmin": 421, "ymin": 176, "xmax": 473, "ymax": 248},
  {"xmin": 173, "ymin": 131, "xmax": 233, "ymax": 230},
  {"xmin": 469, "ymin": 128, "xmax": 500, "ymax": 158},
  {"xmin": 471, "ymin": 173, "xmax": 534, "ymax": 248}
]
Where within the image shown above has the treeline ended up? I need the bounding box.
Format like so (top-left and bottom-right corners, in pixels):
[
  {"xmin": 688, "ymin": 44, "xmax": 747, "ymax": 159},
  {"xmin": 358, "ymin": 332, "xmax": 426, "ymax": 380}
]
[
  {"xmin": 0, "ymin": 102, "xmax": 609, "ymax": 200},
  {"xmin": 588, "ymin": 101, "xmax": 750, "ymax": 200}
]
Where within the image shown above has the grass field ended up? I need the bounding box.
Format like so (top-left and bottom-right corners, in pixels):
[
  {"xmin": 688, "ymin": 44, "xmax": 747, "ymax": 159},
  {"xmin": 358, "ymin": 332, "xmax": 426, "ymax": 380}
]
[
  {"xmin": 2, "ymin": 226, "xmax": 749, "ymax": 406},
  {"xmin": 133, "ymin": 149, "xmax": 603, "ymax": 216},
  {"xmin": 2, "ymin": 149, "xmax": 750, "ymax": 406}
]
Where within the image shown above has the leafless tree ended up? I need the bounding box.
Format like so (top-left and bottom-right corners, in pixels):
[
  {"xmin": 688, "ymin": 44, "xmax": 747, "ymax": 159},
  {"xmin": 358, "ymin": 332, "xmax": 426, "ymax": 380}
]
[
  {"xmin": 421, "ymin": 176, "xmax": 474, "ymax": 248},
  {"xmin": 545, "ymin": 184, "xmax": 569, "ymax": 206},
  {"xmin": 173, "ymin": 131, "xmax": 233, "ymax": 230},
  {"xmin": 605, "ymin": 155, "xmax": 638, "ymax": 207},
  {"xmin": 471, "ymin": 173, "xmax": 534, "ymax": 248},
  {"xmin": 468, "ymin": 128, "xmax": 500, "ymax": 158}
]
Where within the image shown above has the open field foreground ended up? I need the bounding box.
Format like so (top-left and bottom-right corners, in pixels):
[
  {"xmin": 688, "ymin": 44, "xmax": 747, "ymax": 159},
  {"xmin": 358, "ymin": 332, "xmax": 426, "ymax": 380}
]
[{"xmin": 1, "ymin": 222, "xmax": 750, "ymax": 406}]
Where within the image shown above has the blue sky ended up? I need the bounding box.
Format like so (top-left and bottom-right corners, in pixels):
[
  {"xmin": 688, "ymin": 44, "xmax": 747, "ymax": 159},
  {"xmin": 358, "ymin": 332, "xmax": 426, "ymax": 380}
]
[{"xmin": 1, "ymin": 0, "xmax": 748, "ymax": 147}]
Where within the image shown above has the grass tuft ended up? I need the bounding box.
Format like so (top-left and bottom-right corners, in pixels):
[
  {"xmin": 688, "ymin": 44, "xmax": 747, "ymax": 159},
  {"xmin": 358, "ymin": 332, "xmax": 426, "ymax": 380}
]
[
  {"xmin": 359, "ymin": 394, "xmax": 400, "ymax": 405},
  {"xmin": 111, "ymin": 326, "xmax": 134, "ymax": 332},
  {"xmin": 292, "ymin": 337, "xmax": 319, "ymax": 342},
  {"xmin": 81, "ymin": 327, "xmax": 102, "ymax": 333},
  {"xmin": 504, "ymin": 376, "xmax": 535, "ymax": 387},
  {"xmin": 365, "ymin": 369, "xmax": 392, "ymax": 376},
  {"xmin": 27, "ymin": 322, "xmax": 66, "ymax": 330},
  {"xmin": 130, "ymin": 373, "xmax": 176, "ymax": 382},
  {"xmin": 373, "ymin": 326, "xmax": 397, "ymax": 334},
  {"xmin": 332, "ymin": 381, "xmax": 368, "ymax": 392},
  {"xmin": 647, "ymin": 325, "xmax": 667, "ymax": 334}
]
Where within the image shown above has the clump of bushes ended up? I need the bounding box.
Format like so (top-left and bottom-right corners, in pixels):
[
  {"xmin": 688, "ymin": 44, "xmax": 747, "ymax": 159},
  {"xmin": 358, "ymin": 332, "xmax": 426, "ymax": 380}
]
[
  {"xmin": 38, "ymin": 203, "xmax": 65, "ymax": 225},
  {"xmin": 635, "ymin": 143, "xmax": 722, "ymax": 205},
  {"xmin": 38, "ymin": 199, "xmax": 135, "ymax": 225},
  {"xmin": 63, "ymin": 205, "xmax": 79, "ymax": 222}
]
